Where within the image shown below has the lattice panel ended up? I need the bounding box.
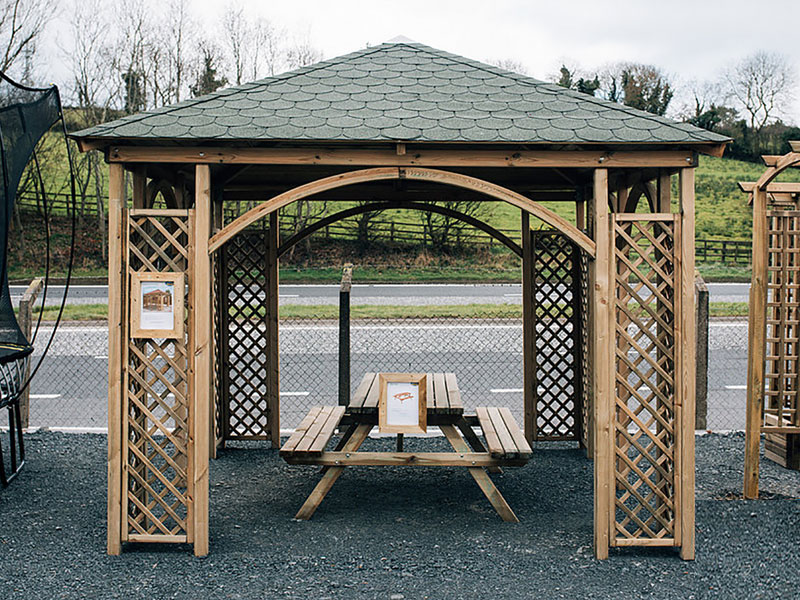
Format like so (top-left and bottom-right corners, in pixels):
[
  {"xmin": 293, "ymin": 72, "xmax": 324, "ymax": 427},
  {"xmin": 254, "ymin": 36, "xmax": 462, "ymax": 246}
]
[
  {"xmin": 765, "ymin": 210, "xmax": 800, "ymax": 430},
  {"xmin": 578, "ymin": 251, "xmax": 592, "ymax": 451},
  {"xmin": 124, "ymin": 211, "xmax": 191, "ymax": 542},
  {"xmin": 530, "ymin": 231, "xmax": 582, "ymax": 441},
  {"xmin": 219, "ymin": 226, "xmax": 273, "ymax": 440},
  {"xmin": 612, "ymin": 216, "xmax": 678, "ymax": 543}
]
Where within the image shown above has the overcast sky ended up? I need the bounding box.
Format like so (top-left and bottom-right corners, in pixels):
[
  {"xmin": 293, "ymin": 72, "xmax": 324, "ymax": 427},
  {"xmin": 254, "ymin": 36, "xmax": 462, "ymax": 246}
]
[{"xmin": 44, "ymin": 0, "xmax": 800, "ymax": 123}]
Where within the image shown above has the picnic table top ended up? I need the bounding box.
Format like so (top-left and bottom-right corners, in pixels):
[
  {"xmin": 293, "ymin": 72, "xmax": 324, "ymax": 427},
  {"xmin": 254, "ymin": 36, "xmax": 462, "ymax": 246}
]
[{"xmin": 348, "ymin": 372, "xmax": 463, "ymax": 416}]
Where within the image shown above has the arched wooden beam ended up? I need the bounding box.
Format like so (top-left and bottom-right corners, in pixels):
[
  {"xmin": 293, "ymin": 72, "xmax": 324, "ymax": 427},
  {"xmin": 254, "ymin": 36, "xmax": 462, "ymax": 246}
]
[
  {"xmin": 208, "ymin": 167, "xmax": 595, "ymax": 256},
  {"xmin": 755, "ymin": 152, "xmax": 800, "ymax": 189},
  {"xmin": 277, "ymin": 201, "xmax": 523, "ymax": 258},
  {"xmin": 146, "ymin": 178, "xmax": 179, "ymax": 209},
  {"xmin": 624, "ymin": 181, "xmax": 657, "ymax": 213}
]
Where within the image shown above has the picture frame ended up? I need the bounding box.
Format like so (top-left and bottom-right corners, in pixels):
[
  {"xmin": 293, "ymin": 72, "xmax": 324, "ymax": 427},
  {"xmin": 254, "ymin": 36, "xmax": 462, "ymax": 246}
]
[
  {"xmin": 378, "ymin": 373, "xmax": 427, "ymax": 434},
  {"xmin": 130, "ymin": 271, "xmax": 185, "ymax": 339}
]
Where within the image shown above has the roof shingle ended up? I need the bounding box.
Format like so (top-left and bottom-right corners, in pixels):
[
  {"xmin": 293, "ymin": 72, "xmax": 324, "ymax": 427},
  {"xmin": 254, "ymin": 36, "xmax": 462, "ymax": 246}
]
[{"xmin": 73, "ymin": 41, "xmax": 730, "ymax": 145}]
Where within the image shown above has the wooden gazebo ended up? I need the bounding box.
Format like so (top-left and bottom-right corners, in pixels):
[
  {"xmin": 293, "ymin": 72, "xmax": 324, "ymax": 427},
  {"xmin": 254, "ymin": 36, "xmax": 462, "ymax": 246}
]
[
  {"xmin": 73, "ymin": 41, "xmax": 728, "ymax": 559},
  {"xmin": 739, "ymin": 142, "xmax": 800, "ymax": 498}
]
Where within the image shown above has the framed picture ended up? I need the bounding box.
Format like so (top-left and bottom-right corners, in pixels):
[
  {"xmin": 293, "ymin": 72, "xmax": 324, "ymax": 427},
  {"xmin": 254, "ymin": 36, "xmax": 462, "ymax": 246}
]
[
  {"xmin": 378, "ymin": 373, "xmax": 427, "ymax": 434},
  {"xmin": 130, "ymin": 272, "xmax": 184, "ymax": 339}
]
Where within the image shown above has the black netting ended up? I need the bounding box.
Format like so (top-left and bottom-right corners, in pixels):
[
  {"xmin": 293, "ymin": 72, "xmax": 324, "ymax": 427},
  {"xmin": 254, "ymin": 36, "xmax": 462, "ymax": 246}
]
[{"xmin": 0, "ymin": 75, "xmax": 60, "ymax": 365}]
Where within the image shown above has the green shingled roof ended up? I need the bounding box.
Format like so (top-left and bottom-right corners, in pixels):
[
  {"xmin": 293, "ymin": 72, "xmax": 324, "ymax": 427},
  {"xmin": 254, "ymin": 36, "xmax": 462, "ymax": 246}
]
[{"xmin": 73, "ymin": 41, "xmax": 729, "ymax": 145}]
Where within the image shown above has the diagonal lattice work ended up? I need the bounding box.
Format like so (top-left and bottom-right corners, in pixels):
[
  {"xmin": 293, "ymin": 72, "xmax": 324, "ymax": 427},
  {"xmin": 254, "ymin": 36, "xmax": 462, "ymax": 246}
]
[
  {"xmin": 124, "ymin": 210, "xmax": 192, "ymax": 541},
  {"xmin": 219, "ymin": 225, "xmax": 273, "ymax": 440},
  {"xmin": 530, "ymin": 230, "xmax": 582, "ymax": 441},
  {"xmin": 764, "ymin": 210, "xmax": 800, "ymax": 430},
  {"xmin": 612, "ymin": 216, "xmax": 678, "ymax": 543},
  {"xmin": 578, "ymin": 251, "xmax": 592, "ymax": 451}
]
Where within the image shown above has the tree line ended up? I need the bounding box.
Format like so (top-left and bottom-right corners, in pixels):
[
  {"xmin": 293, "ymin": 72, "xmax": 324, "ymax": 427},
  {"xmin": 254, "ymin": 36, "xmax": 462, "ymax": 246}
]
[{"xmin": 549, "ymin": 53, "xmax": 798, "ymax": 162}]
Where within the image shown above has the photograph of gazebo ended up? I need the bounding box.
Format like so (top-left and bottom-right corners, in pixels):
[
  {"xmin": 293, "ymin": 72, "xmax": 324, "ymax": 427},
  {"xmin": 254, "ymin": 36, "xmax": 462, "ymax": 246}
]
[{"xmin": 72, "ymin": 40, "xmax": 729, "ymax": 560}]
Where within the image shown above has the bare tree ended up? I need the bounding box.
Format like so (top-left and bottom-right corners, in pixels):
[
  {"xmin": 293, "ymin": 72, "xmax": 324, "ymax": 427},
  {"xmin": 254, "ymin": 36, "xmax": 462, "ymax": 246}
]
[
  {"xmin": 222, "ymin": 4, "xmax": 285, "ymax": 84},
  {"xmin": 0, "ymin": 0, "xmax": 56, "ymax": 76},
  {"xmin": 724, "ymin": 51, "xmax": 797, "ymax": 133},
  {"xmin": 598, "ymin": 62, "xmax": 674, "ymax": 115},
  {"xmin": 489, "ymin": 58, "xmax": 528, "ymax": 75},
  {"xmin": 285, "ymin": 35, "xmax": 322, "ymax": 70}
]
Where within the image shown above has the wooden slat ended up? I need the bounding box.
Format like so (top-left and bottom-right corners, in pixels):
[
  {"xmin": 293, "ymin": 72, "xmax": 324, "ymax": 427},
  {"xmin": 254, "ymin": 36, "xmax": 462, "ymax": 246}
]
[
  {"xmin": 363, "ymin": 374, "xmax": 381, "ymax": 410},
  {"xmin": 308, "ymin": 406, "xmax": 346, "ymax": 453},
  {"xmin": 350, "ymin": 373, "xmax": 376, "ymax": 409},
  {"xmin": 487, "ymin": 407, "xmax": 515, "ymax": 456},
  {"xmin": 268, "ymin": 211, "xmax": 280, "ymax": 447},
  {"xmin": 281, "ymin": 407, "xmax": 323, "ymax": 453},
  {"xmin": 295, "ymin": 406, "xmax": 335, "ymax": 453},
  {"xmin": 445, "ymin": 373, "xmax": 462, "ymax": 413},
  {"xmin": 498, "ymin": 407, "xmax": 533, "ymax": 458},
  {"xmin": 476, "ymin": 407, "xmax": 504, "ymax": 458},
  {"xmin": 433, "ymin": 373, "xmax": 448, "ymax": 411}
]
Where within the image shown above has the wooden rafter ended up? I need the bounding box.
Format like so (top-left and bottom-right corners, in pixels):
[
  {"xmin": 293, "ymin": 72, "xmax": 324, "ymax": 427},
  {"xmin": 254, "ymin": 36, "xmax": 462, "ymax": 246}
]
[{"xmin": 106, "ymin": 145, "xmax": 698, "ymax": 169}]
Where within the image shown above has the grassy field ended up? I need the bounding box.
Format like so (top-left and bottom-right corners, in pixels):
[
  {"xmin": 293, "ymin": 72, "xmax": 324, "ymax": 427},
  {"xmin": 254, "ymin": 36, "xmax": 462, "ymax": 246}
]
[
  {"xmin": 11, "ymin": 152, "xmax": 794, "ymax": 284},
  {"xmin": 30, "ymin": 300, "xmax": 751, "ymax": 322}
]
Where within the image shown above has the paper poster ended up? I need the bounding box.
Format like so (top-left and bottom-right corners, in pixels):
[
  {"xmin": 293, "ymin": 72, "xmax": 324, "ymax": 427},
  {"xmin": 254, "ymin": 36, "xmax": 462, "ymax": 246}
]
[
  {"xmin": 386, "ymin": 381, "xmax": 420, "ymax": 427},
  {"xmin": 140, "ymin": 280, "xmax": 175, "ymax": 330}
]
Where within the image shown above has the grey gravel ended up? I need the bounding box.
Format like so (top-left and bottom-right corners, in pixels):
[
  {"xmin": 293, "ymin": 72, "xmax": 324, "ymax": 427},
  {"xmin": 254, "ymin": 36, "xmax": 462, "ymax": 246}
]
[{"xmin": 0, "ymin": 431, "xmax": 798, "ymax": 599}]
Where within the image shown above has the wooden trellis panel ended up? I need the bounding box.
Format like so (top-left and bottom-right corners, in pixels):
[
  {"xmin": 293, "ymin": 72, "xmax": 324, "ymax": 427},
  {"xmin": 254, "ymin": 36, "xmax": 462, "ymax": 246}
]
[
  {"xmin": 611, "ymin": 214, "xmax": 681, "ymax": 545},
  {"xmin": 218, "ymin": 224, "xmax": 279, "ymax": 442},
  {"xmin": 764, "ymin": 210, "xmax": 800, "ymax": 431},
  {"xmin": 123, "ymin": 209, "xmax": 193, "ymax": 543},
  {"xmin": 578, "ymin": 252, "xmax": 593, "ymax": 453},
  {"xmin": 530, "ymin": 231, "xmax": 582, "ymax": 441}
]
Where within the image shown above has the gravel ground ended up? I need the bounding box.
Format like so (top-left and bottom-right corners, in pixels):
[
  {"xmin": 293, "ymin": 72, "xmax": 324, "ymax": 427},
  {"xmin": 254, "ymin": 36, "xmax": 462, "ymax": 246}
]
[{"xmin": 1, "ymin": 431, "xmax": 799, "ymax": 599}]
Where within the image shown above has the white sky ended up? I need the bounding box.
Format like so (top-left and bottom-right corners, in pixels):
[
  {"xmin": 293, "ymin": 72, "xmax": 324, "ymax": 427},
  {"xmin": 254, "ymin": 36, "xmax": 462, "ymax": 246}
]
[{"xmin": 42, "ymin": 0, "xmax": 800, "ymax": 123}]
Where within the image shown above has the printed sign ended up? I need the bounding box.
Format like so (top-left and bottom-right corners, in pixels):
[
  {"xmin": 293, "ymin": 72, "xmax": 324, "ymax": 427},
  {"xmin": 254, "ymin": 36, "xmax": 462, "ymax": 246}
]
[
  {"xmin": 130, "ymin": 272, "xmax": 184, "ymax": 339},
  {"xmin": 378, "ymin": 373, "xmax": 427, "ymax": 434}
]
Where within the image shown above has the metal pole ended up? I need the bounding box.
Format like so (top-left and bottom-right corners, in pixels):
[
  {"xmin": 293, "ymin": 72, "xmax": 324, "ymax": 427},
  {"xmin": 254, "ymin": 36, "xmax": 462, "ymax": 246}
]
[
  {"xmin": 338, "ymin": 263, "xmax": 353, "ymax": 406},
  {"xmin": 695, "ymin": 272, "xmax": 709, "ymax": 430}
]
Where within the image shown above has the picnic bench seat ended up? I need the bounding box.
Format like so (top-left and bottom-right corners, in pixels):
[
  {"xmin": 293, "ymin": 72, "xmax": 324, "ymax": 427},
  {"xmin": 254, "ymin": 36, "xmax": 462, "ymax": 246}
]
[
  {"xmin": 475, "ymin": 407, "xmax": 532, "ymax": 460},
  {"xmin": 280, "ymin": 405, "xmax": 346, "ymax": 457}
]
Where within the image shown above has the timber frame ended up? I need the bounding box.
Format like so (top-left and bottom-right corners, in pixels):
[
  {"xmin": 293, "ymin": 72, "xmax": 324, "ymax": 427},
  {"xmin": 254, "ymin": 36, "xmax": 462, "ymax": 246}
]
[
  {"xmin": 73, "ymin": 39, "xmax": 722, "ymax": 561},
  {"xmin": 740, "ymin": 141, "xmax": 800, "ymax": 499},
  {"xmin": 92, "ymin": 143, "xmax": 703, "ymax": 560}
]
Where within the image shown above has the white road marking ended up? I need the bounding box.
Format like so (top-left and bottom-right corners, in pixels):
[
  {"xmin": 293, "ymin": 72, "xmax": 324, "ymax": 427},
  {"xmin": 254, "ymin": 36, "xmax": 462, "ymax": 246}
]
[
  {"xmin": 491, "ymin": 388, "xmax": 523, "ymax": 393},
  {"xmin": 94, "ymin": 355, "xmax": 108, "ymax": 359},
  {"xmin": 280, "ymin": 294, "xmax": 299, "ymax": 298},
  {"xmin": 725, "ymin": 385, "xmax": 747, "ymax": 390},
  {"xmin": 30, "ymin": 394, "xmax": 61, "ymax": 399},
  {"xmin": 281, "ymin": 391, "xmax": 310, "ymax": 396}
]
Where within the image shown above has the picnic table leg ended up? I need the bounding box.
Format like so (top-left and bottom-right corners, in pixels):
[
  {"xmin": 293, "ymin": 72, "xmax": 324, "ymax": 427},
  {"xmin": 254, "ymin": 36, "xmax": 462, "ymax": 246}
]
[
  {"xmin": 456, "ymin": 418, "xmax": 502, "ymax": 475},
  {"xmin": 295, "ymin": 423, "xmax": 372, "ymax": 520},
  {"xmin": 320, "ymin": 421, "xmax": 359, "ymax": 474},
  {"xmin": 440, "ymin": 424, "xmax": 518, "ymax": 523}
]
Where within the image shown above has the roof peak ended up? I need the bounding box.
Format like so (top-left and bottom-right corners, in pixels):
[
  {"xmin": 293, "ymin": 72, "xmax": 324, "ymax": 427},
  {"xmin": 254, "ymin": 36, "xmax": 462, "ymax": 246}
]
[{"xmin": 385, "ymin": 35, "xmax": 418, "ymax": 44}]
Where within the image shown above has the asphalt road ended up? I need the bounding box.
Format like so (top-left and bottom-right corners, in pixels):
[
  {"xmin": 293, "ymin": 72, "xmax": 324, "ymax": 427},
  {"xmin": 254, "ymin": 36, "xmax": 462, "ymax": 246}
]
[
  {"xmin": 17, "ymin": 317, "xmax": 747, "ymax": 432},
  {"xmin": 11, "ymin": 282, "xmax": 752, "ymax": 306}
]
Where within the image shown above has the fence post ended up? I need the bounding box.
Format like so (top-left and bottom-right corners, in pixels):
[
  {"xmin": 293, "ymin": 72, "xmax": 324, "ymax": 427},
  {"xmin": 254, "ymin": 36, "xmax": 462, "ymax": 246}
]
[
  {"xmin": 338, "ymin": 263, "xmax": 353, "ymax": 406},
  {"xmin": 18, "ymin": 277, "xmax": 44, "ymax": 429},
  {"xmin": 695, "ymin": 272, "xmax": 709, "ymax": 430}
]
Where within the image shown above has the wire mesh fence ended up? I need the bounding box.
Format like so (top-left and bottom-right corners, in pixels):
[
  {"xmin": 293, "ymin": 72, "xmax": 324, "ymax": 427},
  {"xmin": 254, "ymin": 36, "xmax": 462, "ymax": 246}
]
[{"xmin": 0, "ymin": 280, "xmax": 752, "ymax": 434}]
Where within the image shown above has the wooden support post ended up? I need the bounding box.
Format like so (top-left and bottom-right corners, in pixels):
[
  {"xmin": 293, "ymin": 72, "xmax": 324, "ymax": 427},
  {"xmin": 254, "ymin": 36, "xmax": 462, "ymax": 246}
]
[
  {"xmin": 132, "ymin": 167, "xmax": 147, "ymax": 209},
  {"xmin": 192, "ymin": 164, "xmax": 212, "ymax": 557},
  {"xmin": 678, "ymin": 168, "xmax": 697, "ymax": 560},
  {"xmin": 268, "ymin": 211, "xmax": 280, "ymax": 447},
  {"xmin": 745, "ymin": 185, "xmax": 768, "ymax": 499},
  {"xmin": 18, "ymin": 278, "xmax": 43, "ymax": 428},
  {"xmin": 591, "ymin": 168, "xmax": 613, "ymax": 560},
  {"xmin": 521, "ymin": 210, "xmax": 536, "ymax": 443},
  {"xmin": 107, "ymin": 163, "xmax": 125, "ymax": 555}
]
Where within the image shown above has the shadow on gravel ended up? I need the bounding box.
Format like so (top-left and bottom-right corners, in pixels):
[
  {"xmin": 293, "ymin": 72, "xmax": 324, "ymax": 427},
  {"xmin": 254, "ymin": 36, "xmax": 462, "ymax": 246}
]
[{"xmin": 0, "ymin": 431, "xmax": 798, "ymax": 599}]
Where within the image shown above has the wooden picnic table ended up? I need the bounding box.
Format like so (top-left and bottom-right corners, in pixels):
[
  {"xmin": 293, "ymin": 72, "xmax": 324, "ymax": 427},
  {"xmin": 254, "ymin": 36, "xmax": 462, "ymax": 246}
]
[{"xmin": 280, "ymin": 372, "xmax": 532, "ymax": 522}]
